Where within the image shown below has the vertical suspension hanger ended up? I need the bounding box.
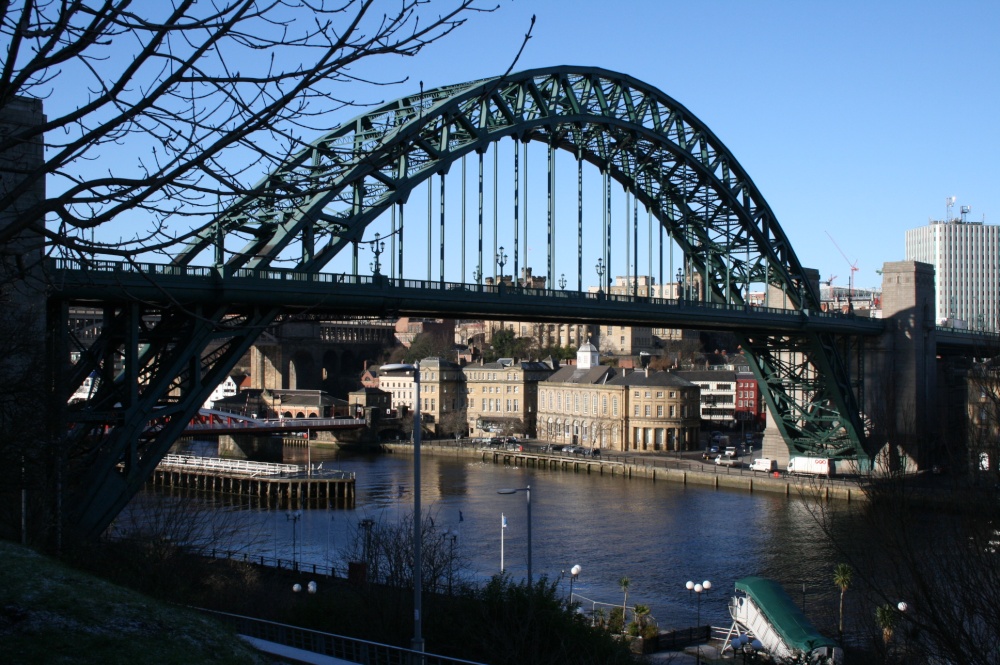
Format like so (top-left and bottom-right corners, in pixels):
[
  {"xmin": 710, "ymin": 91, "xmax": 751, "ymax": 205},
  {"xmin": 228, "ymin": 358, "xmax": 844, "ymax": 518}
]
[
  {"xmin": 397, "ymin": 201, "xmax": 404, "ymax": 282},
  {"xmin": 547, "ymin": 140, "xmax": 555, "ymax": 287},
  {"xmin": 577, "ymin": 146, "xmax": 583, "ymax": 292},
  {"xmin": 426, "ymin": 175, "xmax": 432, "ymax": 282},
  {"xmin": 493, "ymin": 147, "xmax": 498, "ymax": 281},
  {"xmin": 523, "ymin": 137, "xmax": 529, "ymax": 284},
  {"xmin": 461, "ymin": 154, "xmax": 466, "ymax": 286},
  {"xmin": 477, "ymin": 150, "xmax": 484, "ymax": 285},
  {"xmin": 513, "ymin": 138, "xmax": 519, "ymax": 281},
  {"xmin": 439, "ymin": 170, "xmax": 446, "ymax": 286}
]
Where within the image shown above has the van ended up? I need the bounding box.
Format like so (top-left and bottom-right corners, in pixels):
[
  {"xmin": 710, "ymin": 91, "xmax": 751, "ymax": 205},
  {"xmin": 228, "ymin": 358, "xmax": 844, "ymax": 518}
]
[
  {"xmin": 787, "ymin": 457, "xmax": 834, "ymax": 477},
  {"xmin": 724, "ymin": 445, "xmax": 738, "ymax": 458},
  {"xmin": 750, "ymin": 458, "xmax": 777, "ymax": 473}
]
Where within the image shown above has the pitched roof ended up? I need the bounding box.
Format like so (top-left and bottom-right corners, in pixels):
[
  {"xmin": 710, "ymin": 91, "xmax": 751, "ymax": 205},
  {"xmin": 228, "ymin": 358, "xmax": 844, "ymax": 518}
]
[
  {"xmin": 606, "ymin": 369, "xmax": 698, "ymax": 388},
  {"xmin": 544, "ymin": 364, "xmax": 619, "ymax": 385}
]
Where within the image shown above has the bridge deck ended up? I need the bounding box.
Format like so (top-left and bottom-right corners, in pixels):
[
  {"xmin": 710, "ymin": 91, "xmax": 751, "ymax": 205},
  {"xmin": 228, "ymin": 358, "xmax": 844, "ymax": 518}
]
[{"xmin": 49, "ymin": 258, "xmax": 886, "ymax": 335}]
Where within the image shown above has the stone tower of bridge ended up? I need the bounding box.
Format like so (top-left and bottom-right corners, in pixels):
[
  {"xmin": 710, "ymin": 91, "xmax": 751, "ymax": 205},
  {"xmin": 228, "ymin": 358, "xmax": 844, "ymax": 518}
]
[{"xmin": 868, "ymin": 261, "xmax": 937, "ymax": 467}]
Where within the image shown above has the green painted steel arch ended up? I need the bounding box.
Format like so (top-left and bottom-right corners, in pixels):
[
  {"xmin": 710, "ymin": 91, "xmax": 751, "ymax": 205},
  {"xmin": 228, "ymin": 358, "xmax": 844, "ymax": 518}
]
[{"xmin": 177, "ymin": 65, "xmax": 868, "ymax": 462}]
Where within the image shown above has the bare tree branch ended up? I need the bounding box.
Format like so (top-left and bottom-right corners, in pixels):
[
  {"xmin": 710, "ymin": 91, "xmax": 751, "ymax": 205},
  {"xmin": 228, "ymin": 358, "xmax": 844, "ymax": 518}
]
[{"xmin": 0, "ymin": 0, "xmax": 499, "ymax": 255}]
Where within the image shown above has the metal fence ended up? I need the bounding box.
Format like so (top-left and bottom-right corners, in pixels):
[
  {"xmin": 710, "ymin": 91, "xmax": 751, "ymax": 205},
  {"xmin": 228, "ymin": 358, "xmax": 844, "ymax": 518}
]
[{"xmin": 197, "ymin": 608, "xmax": 487, "ymax": 665}]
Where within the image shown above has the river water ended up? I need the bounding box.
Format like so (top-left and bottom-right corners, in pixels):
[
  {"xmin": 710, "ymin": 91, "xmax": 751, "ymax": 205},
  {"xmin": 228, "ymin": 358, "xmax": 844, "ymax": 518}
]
[{"xmin": 129, "ymin": 444, "xmax": 859, "ymax": 634}]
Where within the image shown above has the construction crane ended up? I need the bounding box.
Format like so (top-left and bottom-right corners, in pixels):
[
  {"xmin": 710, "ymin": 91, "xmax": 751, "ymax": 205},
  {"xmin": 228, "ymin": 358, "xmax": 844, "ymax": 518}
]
[{"xmin": 825, "ymin": 231, "xmax": 858, "ymax": 299}]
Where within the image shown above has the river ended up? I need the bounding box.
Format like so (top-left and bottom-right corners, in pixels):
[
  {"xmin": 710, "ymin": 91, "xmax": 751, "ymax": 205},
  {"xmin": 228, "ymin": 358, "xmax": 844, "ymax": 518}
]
[{"xmin": 125, "ymin": 444, "xmax": 859, "ymax": 634}]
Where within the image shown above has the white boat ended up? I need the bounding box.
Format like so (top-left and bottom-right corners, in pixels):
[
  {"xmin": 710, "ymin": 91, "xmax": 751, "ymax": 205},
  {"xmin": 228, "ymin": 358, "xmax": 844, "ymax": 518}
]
[{"xmin": 726, "ymin": 576, "xmax": 843, "ymax": 664}]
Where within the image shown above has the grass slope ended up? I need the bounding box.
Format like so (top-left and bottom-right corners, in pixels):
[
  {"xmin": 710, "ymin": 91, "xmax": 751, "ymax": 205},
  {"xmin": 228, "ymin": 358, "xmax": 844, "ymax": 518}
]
[{"xmin": 0, "ymin": 540, "xmax": 266, "ymax": 665}]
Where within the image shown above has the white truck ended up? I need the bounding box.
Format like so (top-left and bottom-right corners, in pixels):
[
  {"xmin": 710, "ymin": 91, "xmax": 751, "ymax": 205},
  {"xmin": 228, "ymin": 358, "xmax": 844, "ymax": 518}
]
[
  {"xmin": 787, "ymin": 456, "xmax": 834, "ymax": 477},
  {"xmin": 749, "ymin": 458, "xmax": 777, "ymax": 473}
]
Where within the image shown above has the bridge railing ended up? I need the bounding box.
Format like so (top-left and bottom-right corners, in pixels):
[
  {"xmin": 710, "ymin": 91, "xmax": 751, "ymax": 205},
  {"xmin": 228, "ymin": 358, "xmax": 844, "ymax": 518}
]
[{"xmin": 52, "ymin": 258, "xmax": 878, "ymax": 325}]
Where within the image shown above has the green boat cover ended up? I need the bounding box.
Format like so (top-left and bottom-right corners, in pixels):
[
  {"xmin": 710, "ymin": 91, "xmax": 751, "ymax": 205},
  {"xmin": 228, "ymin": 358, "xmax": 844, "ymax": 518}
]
[{"xmin": 735, "ymin": 576, "xmax": 839, "ymax": 653}]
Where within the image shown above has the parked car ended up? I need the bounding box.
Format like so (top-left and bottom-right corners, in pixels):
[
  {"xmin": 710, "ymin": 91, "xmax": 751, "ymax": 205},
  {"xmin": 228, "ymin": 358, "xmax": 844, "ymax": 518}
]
[
  {"xmin": 562, "ymin": 445, "xmax": 577, "ymax": 455},
  {"xmin": 708, "ymin": 445, "xmax": 720, "ymax": 454},
  {"xmin": 715, "ymin": 455, "xmax": 741, "ymax": 467}
]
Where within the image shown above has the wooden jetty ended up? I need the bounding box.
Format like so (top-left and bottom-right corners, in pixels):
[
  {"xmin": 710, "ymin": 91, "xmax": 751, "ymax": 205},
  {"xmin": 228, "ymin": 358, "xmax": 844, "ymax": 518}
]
[{"xmin": 149, "ymin": 454, "xmax": 355, "ymax": 507}]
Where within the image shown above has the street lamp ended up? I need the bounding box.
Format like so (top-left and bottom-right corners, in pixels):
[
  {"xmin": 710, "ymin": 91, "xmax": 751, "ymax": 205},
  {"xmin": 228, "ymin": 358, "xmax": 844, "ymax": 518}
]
[
  {"xmin": 496, "ymin": 246, "xmax": 508, "ymax": 279},
  {"xmin": 686, "ymin": 579, "xmax": 712, "ymax": 664},
  {"xmin": 676, "ymin": 267, "xmax": 684, "ymax": 300},
  {"xmin": 286, "ymin": 509, "xmax": 302, "ymax": 570},
  {"xmin": 472, "ymin": 265, "xmax": 481, "ymax": 284},
  {"xmin": 444, "ymin": 529, "xmax": 458, "ymax": 595},
  {"xmin": 559, "ymin": 273, "xmax": 567, "ymax": 290},
  {"xmin": 568, "ymin": 563, "xmax": 581, "ymax": 602},
  {"xmin": 897, "ymin": 601, "xmax": 909, "ymax": 660},
  {"xmin": 368, "ymin": 232, "xmax": 385, "ymax": 275},
  {"xmin": 380, "ymin": 362, "xmax": 424, "ymax": 652},
  {"xmin": 497, "ymin": 485, "xmax": 532, "ymax": 584},
  {"xmin": 595, "ymin": 257, "xmax": 605, "ymax": 291}
]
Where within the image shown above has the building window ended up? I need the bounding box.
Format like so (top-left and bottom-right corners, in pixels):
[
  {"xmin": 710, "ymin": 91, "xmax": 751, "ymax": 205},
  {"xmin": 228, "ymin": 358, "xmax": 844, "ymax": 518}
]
[
  {"xmin": 613, "ymin": 397, "xmax": 619, "ymax": 416},
  {"xmin": 634, "ymin": 405, "xmax": 640, "ymax": 416},
  {"xmin": 657, "ymin": 405, "xmax": 663, "ymax": 417},
  {"xmin": 644, "ymin": 405, "xmax": 651, "ymax": 417}
]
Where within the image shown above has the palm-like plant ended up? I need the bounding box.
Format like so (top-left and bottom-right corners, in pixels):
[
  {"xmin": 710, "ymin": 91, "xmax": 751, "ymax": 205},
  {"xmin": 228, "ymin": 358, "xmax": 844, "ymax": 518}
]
[
  {"xmin": 875, "ymin": 603, "xmax": 897, "ymax": 651},
  {"xmin": 833, "ymin": 563, "xmax": 853, "ymax": 641},
  {"xmin": 619, "ymin": 576, "xmax": 630, "ymax": 633}
]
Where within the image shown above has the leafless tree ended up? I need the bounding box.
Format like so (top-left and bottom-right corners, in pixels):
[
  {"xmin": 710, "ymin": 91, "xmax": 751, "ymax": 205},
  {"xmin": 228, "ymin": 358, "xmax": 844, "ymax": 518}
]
[
  {"xmin": 0, "ymin": 0, "xmax": 502, "ymax": 259},
  {"xmin": 798, "ymin": 339, "xmax": 1000, "ymax": 664}
]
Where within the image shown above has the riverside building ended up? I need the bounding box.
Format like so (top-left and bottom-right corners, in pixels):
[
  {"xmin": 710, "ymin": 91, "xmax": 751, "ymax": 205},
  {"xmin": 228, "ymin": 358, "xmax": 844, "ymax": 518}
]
[
  {"xmin": 537, "ymin": 342, "xmax": 700, "ymax": 452},
  {"xmin": 905, "ymin": 207, "xmax": 1000, "ymax": 331}
]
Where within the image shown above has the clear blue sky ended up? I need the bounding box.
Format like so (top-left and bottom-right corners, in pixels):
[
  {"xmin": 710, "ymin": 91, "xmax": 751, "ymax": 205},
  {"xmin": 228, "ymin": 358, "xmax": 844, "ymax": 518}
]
[{"xmin": 367, "ymin": 0, "xmax": 999, "ymax": 292}]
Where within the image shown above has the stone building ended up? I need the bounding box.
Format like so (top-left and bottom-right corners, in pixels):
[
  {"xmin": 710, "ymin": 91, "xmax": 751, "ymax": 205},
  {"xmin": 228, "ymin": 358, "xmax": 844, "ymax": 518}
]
[
  {"xmin": 537, "ymin": 342, "xmax": 700, "ymax": 451},
  {"xmin": 463, "ymin": 358, "xmax": 558, "ymax": 438},
  {"xmin": 380, "ymin": 357, "xmax": 466, "ymax": 436}
]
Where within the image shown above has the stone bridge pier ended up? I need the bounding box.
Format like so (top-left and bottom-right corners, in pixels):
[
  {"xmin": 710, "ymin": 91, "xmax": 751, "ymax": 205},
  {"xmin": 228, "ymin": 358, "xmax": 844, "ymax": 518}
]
[{"xmin": 762, "ymin": 261, "xmax": 944, "ymax": 471}]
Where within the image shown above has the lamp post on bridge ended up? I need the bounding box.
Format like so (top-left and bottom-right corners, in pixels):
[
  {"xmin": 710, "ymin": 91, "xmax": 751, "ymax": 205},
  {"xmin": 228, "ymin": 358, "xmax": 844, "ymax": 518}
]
[
  {"xmin": 367, "ymin": 232, "xmax": 385, "ymax": 276},
  {"xmin": 496, "ymin": 247, "xmax": 508, "ymax": 282},
  {"xmin": 595, "ymin": 258, "xmax": 605, "ymax": 293}
]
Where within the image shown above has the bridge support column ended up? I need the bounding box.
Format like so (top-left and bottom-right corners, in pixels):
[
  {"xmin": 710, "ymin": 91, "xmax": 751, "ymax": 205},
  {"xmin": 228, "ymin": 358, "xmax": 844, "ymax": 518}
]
[
  {"xmin": 871, "ymin": 261, "xmax": 937, "ymax": 470},
  {"xmin": 2, "ymin": 97, "xmax": 47, "ymax": 545},
  {"xmin": 219, "ymin": 434, "xmax": 284, "ymax": 462}
]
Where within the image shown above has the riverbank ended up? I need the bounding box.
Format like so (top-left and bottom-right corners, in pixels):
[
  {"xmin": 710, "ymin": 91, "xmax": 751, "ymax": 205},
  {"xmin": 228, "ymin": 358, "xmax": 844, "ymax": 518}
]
[{"xmin": 381, "ymin": 442, "xmax": 864, "ymax": 502}]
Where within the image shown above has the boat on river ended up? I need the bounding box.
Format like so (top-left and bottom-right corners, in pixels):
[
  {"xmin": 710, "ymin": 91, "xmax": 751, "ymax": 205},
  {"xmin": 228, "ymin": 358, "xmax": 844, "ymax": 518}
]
[{"xmin": 725, "ymin": 576, "xmax": 843, "ymax": 664}]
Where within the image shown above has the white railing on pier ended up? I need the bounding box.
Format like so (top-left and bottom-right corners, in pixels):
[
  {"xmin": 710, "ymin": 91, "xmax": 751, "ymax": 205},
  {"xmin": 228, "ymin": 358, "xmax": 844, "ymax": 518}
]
[
  {"xmin": 157, "ymin": 454, "xmax": 356, "ymax": 480},
  {"xmin": 158, "ymin": 454, "xmax": 300, "ymax": 477}
]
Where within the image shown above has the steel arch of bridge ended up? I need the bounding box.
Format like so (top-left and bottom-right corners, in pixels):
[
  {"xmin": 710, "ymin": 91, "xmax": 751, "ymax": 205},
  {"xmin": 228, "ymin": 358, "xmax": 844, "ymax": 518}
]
[
  {"xmin": 62, "ymin": 66, "xmax": 870, "ymax": 538},
  {"xmin": 180, "ymin": 65, "xmax": 866, "ymax": 458}
]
